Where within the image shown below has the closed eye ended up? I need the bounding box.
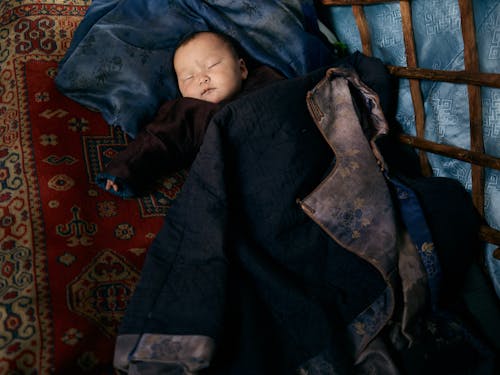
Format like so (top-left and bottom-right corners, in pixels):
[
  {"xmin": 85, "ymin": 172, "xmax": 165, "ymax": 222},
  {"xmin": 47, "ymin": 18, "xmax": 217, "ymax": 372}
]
[
  {"xmin": 208, "ymin": 61, "xmax": 221, "ymax": 69},
  {"xmin": 183, "ymin": 75, "xmax": 193, "ymax": 82}
]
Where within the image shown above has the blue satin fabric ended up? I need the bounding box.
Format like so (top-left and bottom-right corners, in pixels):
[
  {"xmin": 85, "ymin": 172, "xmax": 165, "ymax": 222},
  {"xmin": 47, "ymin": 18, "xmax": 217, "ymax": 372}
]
[
  {"xmin": 389, "ymin": 176, "xmax": 443, "ymax": 310},
  {"xmin": 324, "ymin": 0, "xmax": 500, "ymax": 297},
  {"xmin": 55, "ymin": 0, "xmax": 335, "ymax": 138}
]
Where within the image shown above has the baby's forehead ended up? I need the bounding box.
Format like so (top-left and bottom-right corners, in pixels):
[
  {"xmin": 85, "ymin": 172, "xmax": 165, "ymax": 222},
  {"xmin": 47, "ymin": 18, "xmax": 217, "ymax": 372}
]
[{"xmin": 185, "ymin": 33, "xmax": 228, "ymax": 51}]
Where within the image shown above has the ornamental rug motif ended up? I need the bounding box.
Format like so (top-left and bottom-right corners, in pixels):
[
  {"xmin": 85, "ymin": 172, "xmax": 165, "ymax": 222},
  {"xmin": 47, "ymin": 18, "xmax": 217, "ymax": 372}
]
[{"xmin": 0, "ymin": 1, "xmax": 184, "ymax": 373}]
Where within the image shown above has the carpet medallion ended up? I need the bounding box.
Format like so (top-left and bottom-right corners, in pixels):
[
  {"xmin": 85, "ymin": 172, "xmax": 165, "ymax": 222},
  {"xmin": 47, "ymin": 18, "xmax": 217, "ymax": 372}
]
[{"xmin": 0, "ymin": 2, "xmax": 184, "ymax": 373}]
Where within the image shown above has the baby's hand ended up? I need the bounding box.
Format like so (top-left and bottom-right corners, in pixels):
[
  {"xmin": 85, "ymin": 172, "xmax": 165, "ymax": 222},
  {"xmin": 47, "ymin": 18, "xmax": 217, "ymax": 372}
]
[{"xmin": 106, "ymin": 179, "xmax": 119, "ymax": 192}]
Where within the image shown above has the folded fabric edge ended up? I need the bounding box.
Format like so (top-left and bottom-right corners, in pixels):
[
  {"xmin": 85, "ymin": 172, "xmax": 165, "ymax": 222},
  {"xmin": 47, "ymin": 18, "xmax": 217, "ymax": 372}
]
[{"xmin": 114, "ymin": 333, "xmax": 215, "ymax": 373}]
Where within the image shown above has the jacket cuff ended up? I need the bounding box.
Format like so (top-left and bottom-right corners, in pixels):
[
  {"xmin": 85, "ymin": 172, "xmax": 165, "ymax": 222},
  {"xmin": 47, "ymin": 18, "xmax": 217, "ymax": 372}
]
[{"xmin": 95, "ymin": 172, "xmax": 136, "ymax": 198}]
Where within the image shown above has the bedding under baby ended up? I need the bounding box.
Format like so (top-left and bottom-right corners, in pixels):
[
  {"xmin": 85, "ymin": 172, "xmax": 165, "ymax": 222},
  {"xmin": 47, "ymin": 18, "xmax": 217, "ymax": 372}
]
[{"xmin": 55, "ymin": 0, "xmax": 335, "ymax": 138}]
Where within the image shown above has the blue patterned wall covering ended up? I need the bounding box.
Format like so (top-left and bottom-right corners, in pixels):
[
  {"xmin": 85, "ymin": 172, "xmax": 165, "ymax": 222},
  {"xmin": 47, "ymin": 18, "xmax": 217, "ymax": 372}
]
[{"xmin": 324, "ymin": 0, "xmax": 500, "ymax": 296}]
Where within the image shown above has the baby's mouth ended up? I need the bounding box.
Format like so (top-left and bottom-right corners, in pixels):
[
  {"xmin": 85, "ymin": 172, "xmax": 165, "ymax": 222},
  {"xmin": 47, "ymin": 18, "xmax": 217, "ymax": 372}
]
[{"xmin": 201, "ymin": 88, "xmax": 215, "ymax": 96}]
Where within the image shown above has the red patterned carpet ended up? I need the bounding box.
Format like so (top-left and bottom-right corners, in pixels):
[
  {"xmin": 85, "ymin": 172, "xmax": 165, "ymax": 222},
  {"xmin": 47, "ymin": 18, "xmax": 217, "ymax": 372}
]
[{"xmin": 0, "ymin": 2, "xmax": 185, "ymax": 373}]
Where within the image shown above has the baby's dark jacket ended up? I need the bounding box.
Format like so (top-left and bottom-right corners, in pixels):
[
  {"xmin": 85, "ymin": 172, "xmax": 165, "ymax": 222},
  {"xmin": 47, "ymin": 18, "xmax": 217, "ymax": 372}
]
[{"xmin": 96, "ymin": 65, "xmax": 285, "ymax": 197}]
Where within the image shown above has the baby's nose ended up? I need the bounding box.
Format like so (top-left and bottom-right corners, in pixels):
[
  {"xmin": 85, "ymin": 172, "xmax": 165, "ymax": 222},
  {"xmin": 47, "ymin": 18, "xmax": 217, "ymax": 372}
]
[{"xmin": 199, "ymin": 75, "xmax": 210, "ymax": 85}]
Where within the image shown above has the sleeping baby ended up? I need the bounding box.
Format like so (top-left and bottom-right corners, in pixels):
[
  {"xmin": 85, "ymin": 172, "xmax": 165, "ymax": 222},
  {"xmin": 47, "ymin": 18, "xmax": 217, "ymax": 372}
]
[{"xmin": 100, "ymin": 30, "xmax": 284, "ymax": 196}]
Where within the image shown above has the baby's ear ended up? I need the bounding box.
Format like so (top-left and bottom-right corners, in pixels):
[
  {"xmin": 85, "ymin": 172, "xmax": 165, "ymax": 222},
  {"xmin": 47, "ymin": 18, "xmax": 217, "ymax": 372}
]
[{"xmin": 239, "ymin": 58, "xmax": 249, "ymax": 80}]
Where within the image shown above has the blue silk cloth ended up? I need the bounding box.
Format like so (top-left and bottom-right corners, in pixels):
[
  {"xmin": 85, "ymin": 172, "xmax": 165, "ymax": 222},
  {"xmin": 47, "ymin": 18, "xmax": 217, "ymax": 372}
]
[{"xmin": 55, "ymin": 0, "xmax": 335, "ymax": 138}]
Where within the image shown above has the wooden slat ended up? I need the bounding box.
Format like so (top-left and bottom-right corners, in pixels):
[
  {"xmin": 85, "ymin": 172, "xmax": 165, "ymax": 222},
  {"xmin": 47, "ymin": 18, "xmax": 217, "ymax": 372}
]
[
  {"xmin": 399, "ymin": 0, "xmax": 432, "ymax": 176},
  {"xmin": 459, "ymin": 0, "xmax": 485, "ymax": 217},
  {"xmin": 352, "ymin": 5, "xmax": 372, "ymax": 56},
  {"xmin": 387, "ymin": 66, "xmax": 500, "ymax": 88},
  {"xmin": 479, "ymin": 225, "xmax": 500, "ymax": 247},
  {"xmin": 398, "ymin": 134, "xmax": 500, "ymax": 171}
]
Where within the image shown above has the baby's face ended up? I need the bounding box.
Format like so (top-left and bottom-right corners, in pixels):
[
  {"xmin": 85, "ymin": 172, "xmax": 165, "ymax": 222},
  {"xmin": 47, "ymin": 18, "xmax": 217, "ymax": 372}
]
[{"xmin": 173, "ymin": 33, "xmax": 248, "ymax": 103}]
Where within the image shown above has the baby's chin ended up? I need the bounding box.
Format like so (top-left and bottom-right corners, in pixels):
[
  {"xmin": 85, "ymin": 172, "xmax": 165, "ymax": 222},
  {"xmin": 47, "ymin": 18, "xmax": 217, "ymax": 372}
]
[
  {"xmin": 203, "ymin": 95, "xmax": 229, "ymax": 104},
  {"xmin": 183, "ymin": 91, "xmax": 232, "ymax": 104}
]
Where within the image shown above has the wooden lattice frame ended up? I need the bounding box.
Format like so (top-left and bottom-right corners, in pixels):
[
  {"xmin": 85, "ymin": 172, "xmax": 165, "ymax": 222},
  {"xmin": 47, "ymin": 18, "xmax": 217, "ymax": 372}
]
[{"xmin": 320, "ymin": 0, "xmax": 500, "ymax": 248}]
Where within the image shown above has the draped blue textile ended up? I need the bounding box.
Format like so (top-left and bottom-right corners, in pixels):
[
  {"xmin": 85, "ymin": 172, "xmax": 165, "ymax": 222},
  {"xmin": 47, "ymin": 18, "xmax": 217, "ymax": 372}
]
[
  {"xmin": 55, "ymin": 0, "xmax": 335, "ymax": 138},
  {"xmin": 324, "ymin": 0, "xmax": 500, "ymax": 297},
  {"xmin": 389, "ymin": 175, "xmax": 494, "ymax": 363},
  {"xmin": 389, "ymin": 176, "xmax": 443, "ymax": 310}
]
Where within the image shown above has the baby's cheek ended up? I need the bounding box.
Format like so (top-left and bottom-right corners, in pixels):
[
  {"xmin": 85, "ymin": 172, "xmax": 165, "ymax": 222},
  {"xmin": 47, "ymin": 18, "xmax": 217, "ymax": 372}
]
[{"xmin": 180, "ymin": 85, "xmax": 190, "ymax": 97}]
